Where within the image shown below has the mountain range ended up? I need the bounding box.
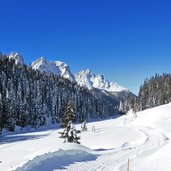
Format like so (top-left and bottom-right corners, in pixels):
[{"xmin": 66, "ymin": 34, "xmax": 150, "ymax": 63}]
[{"xmin": 8, "ymin": 52, "xmax": 135, "ymax": 102}]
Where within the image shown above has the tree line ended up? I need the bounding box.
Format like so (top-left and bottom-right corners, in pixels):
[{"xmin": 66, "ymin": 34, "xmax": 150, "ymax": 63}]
[
  {"xmin": 120, "ymin": 73, "xmax": 171, "ymax": 113},
  {"xmin": 0, "ymin": 54, "xmax": 119, "ymax": 132},
  {"xmin": 135, "ymin": 73, "xmax": 171, "ymax": 111}
]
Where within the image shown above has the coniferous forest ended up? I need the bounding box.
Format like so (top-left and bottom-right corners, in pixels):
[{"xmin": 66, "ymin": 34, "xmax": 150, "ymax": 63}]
[
  {"xmin": 0, "ymin": 54, "xmax": 119, "ymax": 132},
  {"xmin": 131, "ymin": 73, "xmax": 171, "ymax": 112},
  {"xmin": 116, "ymin": 73, "xmax": 171, "ymax": 113}
]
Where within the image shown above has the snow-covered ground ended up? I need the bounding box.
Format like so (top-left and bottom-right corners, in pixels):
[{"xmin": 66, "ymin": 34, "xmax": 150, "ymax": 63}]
[{"xmin": 1, "ymin": 103, "xmax": 171, "ymax": 171}]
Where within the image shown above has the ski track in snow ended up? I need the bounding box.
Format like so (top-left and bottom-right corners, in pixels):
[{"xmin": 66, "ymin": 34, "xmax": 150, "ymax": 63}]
[
  {"xmin": 1, "ymin": 105, "xmax": 170, "ymax": 171},
  {"xmin": 8, "ymin": 122, "xmax": 167, "ymax": 171},
  {"xmin": 66, "ymin": 117, "xmax": 167, "ymax": 171}
]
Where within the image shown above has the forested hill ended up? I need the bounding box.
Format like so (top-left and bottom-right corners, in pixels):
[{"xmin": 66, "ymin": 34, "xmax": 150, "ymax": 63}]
[
  {"xmin": 134, "ymin": 73, "xmax": 171, "ymax": 112},
  {"xmin": 0, "ymin": 54, "xmax": 120, "ymax": 132}
]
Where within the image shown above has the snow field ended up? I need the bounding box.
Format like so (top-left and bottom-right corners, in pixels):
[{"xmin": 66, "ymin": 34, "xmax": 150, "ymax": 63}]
[{"xmin": 1, "ymin": 103, "xmax": 171, "ymax": 170}]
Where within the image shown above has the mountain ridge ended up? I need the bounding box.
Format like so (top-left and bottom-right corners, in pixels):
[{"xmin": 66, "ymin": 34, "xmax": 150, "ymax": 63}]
[
  {"xmin": 75, "ymin": 69, "xmax": 128, "ymax": 93},
  {"xmin": 6, "ymin": 52, "xmax": 135, "ymax": 102},
  {"xmin": 31, "ymin": 56, "xmax": 130, "ymax": 94}
]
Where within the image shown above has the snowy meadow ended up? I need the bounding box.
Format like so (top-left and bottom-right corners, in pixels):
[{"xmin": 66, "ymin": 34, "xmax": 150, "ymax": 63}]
[{"xmin": 1, "ymin": 103, "xmax": 171, "ymax": 171}]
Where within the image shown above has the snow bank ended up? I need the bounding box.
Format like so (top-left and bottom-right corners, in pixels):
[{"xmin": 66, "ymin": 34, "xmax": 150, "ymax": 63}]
[
  {"xmin": 14, "ymin": 144, "xmax": 97, "ymax": 171},
  {"xmin": 133, "ymin": 103, "xmax": 171, "ymax": 137},
  {"xmin": 129, "ymin": 103, "xmax": 171, "ymax": 171}
]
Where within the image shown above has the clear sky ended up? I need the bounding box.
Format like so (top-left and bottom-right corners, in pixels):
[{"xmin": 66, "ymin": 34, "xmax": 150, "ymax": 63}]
[{"xmin": 1, "ymin": 0, "xmax": 171, "ymax": 94}]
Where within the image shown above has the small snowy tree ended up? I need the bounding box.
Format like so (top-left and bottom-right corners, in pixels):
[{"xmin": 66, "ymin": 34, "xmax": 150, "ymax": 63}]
[
  {"xmin": 81, "ymin": 120, "xmax": 87, "ymax": 132},
  {"xmin": 59, "ymin": 101, "xmax": 80, "ymax": 144}
]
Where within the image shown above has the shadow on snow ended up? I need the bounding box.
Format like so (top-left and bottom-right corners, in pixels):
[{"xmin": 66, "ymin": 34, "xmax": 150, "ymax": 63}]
[
  {"xmin": 0, "ymin": 134, "xmax": 48, "ymax": 145},
  {"xmin": 15, "ymin": 150, "xmax": 97, "ymax": 171}
]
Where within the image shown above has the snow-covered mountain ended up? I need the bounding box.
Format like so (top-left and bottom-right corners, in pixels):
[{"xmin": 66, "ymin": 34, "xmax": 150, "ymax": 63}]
[
  {"xmin": 75, "ymin": 69, "xmax": 94, "ymax": 89},
  {"xmin": 8, "ymin": 52, "xmax": 24, "ymax": 65},
  {"xmin": 7, "ymin": 53, "xmax": 133, "ymax": 99},
  {"xmin": 31, "ymin": 57, "xmax": 133, "ymax": 100},
  {"xmin": 75, "ymin": 69, "xmax": 128, "ymax": 93},
  {"xmin": 31, "ymin": 57, "xmax": 61, "ymax": 75},
  {"xmin": 55, "ymin": 61, "xmax": 75, "ymax": 81},
  {"xmin": 31, "ymin": 57, "xmax": 75, "ymax": 81}
]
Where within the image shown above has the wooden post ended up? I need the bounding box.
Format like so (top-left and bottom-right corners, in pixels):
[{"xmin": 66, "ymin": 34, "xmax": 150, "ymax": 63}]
[{"xmin": 127, "ymin": 158, "xmax": 130, "ymax": 171}]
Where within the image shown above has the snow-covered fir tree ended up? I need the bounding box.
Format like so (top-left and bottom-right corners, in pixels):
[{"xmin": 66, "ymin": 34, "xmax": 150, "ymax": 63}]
[
  {"xmin": 81, "ymin": 120, "xmax": 87, "ymax": 132},
  {"xmin": 118, "ymin": 95, "xmax": 136, "ymax": 114},
  {"xmin": 60, "ymin": 101, "xmax": 75, "ymax": 128},
  {"xmin": 59, "ymin": 101, "xmax": 80, "ymax": 143}
]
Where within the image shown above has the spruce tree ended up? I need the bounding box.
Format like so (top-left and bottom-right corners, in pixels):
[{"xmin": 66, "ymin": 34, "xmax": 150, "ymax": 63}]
[
  {"xmin": 59, "ymin": 101, "xmax": 81, "ymax": 144},
  {"xmin": 60, "ymin": 101, "xmax": 75, "ymax": 128},
  {"xmin": 81, "ymin": 119, "xmax": 87, "ymax": 132}
]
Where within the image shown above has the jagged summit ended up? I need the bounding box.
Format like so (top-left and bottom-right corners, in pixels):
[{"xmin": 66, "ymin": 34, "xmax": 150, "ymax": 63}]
[
  {"xmin": 8, "ymin": 52, "xmax": 130, "ymax": 94},
  {"xmin": 75, "ymin": 69, "xmax": 128, "ymax": 93},
  {"xmin": 31, "ymin": 57, "xmax": 61, "ymax": 75},
  {"xmin": 8, "ymin": 52, "xmax": 24, "ymax": 65},
  {"xmin": 31, "ymin": 57, "xmax": 75, "ymax": 81},
  {"xmin": 75, "ymin": 69, "xmax": 95, "ymax": 89},
  {"xmin": 81, "ymin": 69, "xmax": 92, "ymax": 74},
  {"xmin": 55, "ymin": 61, "xmax": 75, "ymax": 81}
]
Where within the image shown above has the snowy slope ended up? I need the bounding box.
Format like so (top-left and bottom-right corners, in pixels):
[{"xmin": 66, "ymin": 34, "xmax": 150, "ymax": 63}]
[
  {"xmin": 31, "ymin": 57, "xmax": 61, "ymax": 75},
  {"xmin": 1, "ymin": 103, "xmax": 171, "ymax": 171},
  {"xmin": 75, "ymin": 69, "xmax": 128, "ymax": 93},
  {"xmin": 128, "ymin": 103, "xmax": 171, "ymax": 171},
  {"xmin": 55, "ymin": 61, "xmax": 75, "ymax": 81},
  {"xmin": 75, "ymin": 69, "xmax": 94, "ymax": 89},
  {"xmin": 31, "ymin": 58, "xmax": 75, "ymax": 81}
]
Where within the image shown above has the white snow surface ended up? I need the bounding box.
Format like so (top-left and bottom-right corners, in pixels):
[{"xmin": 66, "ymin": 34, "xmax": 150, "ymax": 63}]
[
  {"xmin": 8, "ymin": 52, "xmax": 24, "ymax": 65},
  {"xmin": 31, "ymin": 57, "xmax": 61, "ymax": 75},
  {"xmin": 31, "ymin": 58, "xmax": 75, "ymax": 81},
  {"xmin": 55, "ymin": 61, "xmax": 75, "ymax": 81},
  {"xmin": 1, "ymin": 103, "xmax": 171, "ymax": 171},
  {"xmin": 75, "ymin": 69, "xmax": 128, "ymax": 92}
]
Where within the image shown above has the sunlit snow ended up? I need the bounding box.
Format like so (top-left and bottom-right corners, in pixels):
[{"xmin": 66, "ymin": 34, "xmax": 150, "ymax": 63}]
[{"xmin": 0, "ymin": 103, "xmax": 171, "ymax": 171}]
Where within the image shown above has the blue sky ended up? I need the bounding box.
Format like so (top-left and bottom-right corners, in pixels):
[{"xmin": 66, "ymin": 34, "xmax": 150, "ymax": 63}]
[{"xmin": 1, "ymin": 0, "xmax": 171, "ymax": 94}]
